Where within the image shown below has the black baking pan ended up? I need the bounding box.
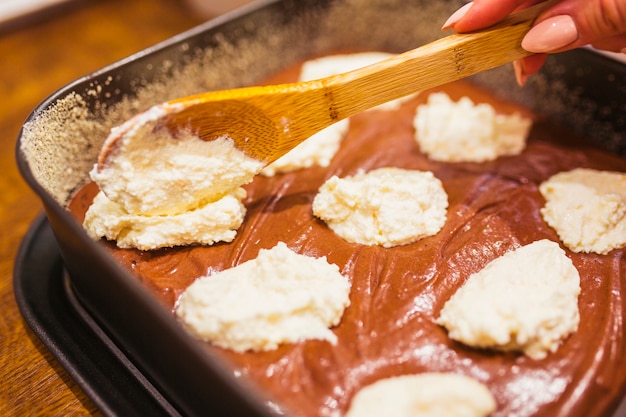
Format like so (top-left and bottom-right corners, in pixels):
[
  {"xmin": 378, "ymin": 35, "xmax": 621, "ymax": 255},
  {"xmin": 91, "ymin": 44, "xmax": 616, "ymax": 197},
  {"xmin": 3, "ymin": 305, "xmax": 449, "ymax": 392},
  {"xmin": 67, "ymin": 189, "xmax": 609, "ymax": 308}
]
[
  {"xmin": 13, "ymin": 213, "xmax": 180, "ymax": 416},
  {"xmin": 15, "ymin": 0, "xmax": 626, "ymax": 416}
]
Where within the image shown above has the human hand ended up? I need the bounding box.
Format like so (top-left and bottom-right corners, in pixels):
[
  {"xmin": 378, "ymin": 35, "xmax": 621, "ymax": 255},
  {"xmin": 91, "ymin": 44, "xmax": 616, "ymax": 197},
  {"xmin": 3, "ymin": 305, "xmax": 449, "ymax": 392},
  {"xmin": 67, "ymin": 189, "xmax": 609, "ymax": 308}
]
[{"xmin": 442, "ymin": 0, "xmax": 626, "ymax": 85}]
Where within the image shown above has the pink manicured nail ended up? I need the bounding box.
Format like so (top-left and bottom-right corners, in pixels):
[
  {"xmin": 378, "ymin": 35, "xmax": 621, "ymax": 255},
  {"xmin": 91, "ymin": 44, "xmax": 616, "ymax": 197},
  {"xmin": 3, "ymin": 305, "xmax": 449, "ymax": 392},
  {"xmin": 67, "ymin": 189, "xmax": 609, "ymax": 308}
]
[
  {"xmin": 442, "ymin": 2, "xmax": 473, "ymax": 30},
  {"xmin": 522, "ymin": 15, "xmax": 578, "ymax": 53}
]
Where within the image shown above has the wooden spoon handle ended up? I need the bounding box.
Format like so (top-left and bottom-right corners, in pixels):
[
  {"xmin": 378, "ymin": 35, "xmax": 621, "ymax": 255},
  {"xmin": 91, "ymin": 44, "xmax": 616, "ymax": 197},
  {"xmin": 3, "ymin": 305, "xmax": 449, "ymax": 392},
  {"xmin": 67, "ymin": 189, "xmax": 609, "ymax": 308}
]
[
  {"xmin": 327, "ymin": 0, "xmax": 557, "ymax": 120},
  {"xmin": 102, "ymin": 0, "xmax": 557, "ymax": 167}
]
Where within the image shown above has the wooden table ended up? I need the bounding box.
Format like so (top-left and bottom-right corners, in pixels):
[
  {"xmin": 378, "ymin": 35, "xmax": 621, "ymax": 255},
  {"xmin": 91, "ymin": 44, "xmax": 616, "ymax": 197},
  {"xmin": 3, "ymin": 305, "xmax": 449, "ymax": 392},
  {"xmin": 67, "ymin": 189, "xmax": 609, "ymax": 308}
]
[{"xmin": 0, "ymin": 1, "xmax": 203, "ymax": 414}]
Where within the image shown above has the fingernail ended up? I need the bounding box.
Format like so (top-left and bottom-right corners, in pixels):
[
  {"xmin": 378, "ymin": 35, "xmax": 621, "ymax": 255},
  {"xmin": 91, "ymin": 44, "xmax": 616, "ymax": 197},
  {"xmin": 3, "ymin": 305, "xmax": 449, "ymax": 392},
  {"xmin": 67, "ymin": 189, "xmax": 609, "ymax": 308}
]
[
  {"xmin": 442, "ymin": 2, "xmax": 473, "ymax": 30},
  {"xmin": 513, "ymin": 60, "xmax": 528, "ymax": 86},
  {"xmin": 522, "ymin": 15, "xmax": 578, "ymax": 53}
]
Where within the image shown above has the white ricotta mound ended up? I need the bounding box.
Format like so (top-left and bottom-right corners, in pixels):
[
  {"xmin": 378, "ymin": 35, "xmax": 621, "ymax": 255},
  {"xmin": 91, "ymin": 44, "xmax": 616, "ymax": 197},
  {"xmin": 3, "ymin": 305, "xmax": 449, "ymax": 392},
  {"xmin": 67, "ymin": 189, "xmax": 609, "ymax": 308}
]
[
  {"xmin": 345, "ymin": 373, "xmax": 496, "ymax": 417},
  {"xmin": 92, "ymin": 111, "xmax": 264, "ymax": 216},
  {"xmin": 312, "ymin": 167, "xmax": 448, "ymax": 248},
  {"xmin": 262, "ymin": 52, "xmax": 415, "ymax": 176},
  {"xmin": 413, "ymin": 92, "xmax": 531, "ymax": 162},
  {"xmin": 539, "ymin": 168, "xmax": 626, "ymax": 254},
  {"xmin": 87, "ymin": 111, "xmax": 264, "ymax": 249},
  {"xmin": 83, "ymin": 189, "xmax": 247, "ymax": 250},
  {"xmin": 175, "ymin": 242, "xmax": 351, "ymax": 352},
  {"xmin": 261, "ymin": 119, "xmax": 349, "ymax": 176},
  {"xmin": 437, "ymin": 239, "xmax": 580, "ymax": 360}
]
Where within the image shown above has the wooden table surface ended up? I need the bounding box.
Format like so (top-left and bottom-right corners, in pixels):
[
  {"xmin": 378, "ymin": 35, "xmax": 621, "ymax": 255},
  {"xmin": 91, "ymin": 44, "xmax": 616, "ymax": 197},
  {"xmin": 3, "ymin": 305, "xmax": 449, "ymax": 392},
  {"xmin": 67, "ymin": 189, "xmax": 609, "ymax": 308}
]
[{"xmin": 0, "ymin": 1, "xmax": 203, "ymax": 414}]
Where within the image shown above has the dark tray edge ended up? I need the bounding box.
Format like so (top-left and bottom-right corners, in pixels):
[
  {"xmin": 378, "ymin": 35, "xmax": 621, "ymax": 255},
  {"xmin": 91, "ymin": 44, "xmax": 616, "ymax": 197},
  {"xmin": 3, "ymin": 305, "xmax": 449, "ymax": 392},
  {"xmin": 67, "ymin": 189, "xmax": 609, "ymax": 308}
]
[{"xmin": 13, "ymin": 213, "xmax": 180, "ymax": 417}]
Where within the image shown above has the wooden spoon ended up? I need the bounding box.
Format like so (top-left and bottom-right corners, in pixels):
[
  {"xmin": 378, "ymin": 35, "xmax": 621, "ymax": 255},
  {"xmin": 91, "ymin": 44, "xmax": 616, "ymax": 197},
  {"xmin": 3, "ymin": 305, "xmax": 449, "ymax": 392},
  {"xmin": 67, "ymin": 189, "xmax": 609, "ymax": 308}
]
[{"xmin": 98, "ymin": 0, "xmax": 555, "ymax": 169}]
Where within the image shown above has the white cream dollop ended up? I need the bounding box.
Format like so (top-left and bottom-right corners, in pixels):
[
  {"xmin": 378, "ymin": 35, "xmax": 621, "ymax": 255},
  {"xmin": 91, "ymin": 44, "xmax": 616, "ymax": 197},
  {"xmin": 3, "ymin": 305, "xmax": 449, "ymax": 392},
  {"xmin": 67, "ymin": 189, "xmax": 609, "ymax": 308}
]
[
  {"xmin": 175, "ymin": 242, "xmax": 351, "ymax": 352},
  {"xmin": 312, "ymin": 167, "xmax": 448, "ymax": 247},
  {"xmin": 539, "ymin": 167, "xmax": 626, "ymax": 254},
  {"xmin": 437, "ymin": 239, "xmax": 580, "ymax": 360},
  {"xmin": 345, "ymin": 373, "xmax": 496, "ymax": 417},
  {"xmin": 83, "ymin": 188, "xmax": 247, "ymax": 250},
  {"xmin": 91, "ymin": 111, "xmax": 263, "ymax": 217},
  {"xmin": 413, "ymin": 92, "xmax": 531, "ymax": 162},
  {"xmin": 86, "ymin": 107, "xmax": 264, "ymax": 249}
]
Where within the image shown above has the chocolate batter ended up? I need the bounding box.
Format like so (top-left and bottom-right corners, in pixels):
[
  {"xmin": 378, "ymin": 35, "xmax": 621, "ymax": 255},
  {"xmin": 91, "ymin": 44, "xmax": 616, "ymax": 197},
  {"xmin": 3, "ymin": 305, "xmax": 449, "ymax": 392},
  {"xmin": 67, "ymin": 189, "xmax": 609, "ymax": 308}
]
[{"xmin": 68, "ymin": 67, "xmax": 626, "ymax": 417}]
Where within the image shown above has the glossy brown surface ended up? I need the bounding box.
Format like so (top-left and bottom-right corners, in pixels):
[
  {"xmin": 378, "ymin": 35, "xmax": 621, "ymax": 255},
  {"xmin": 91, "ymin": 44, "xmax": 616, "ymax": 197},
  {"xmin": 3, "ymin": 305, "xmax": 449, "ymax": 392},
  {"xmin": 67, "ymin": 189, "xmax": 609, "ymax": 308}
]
[
  {"xmin": 0, "ymin": 1, "xmax": 202, "ymax": 415},
  {"xmin": 70, "ymin": 69, "xmax": 626, "ymax": 417}
]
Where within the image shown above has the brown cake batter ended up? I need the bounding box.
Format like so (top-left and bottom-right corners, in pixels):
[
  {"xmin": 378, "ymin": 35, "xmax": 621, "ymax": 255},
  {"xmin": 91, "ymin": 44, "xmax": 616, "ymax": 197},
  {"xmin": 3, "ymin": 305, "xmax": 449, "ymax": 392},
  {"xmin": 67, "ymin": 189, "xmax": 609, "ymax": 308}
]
[{"xmin": 68, "ymin": 64, "xmax": 626, "ymax": 417}]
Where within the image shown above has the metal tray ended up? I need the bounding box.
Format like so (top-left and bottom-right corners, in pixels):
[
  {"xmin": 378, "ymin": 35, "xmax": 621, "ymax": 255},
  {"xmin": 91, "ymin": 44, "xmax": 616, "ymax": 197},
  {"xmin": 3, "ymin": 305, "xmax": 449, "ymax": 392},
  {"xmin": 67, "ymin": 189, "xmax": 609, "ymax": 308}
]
[{"xmin": 14, "ymin": 214, "xmax": 179, "ymax": 416}]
